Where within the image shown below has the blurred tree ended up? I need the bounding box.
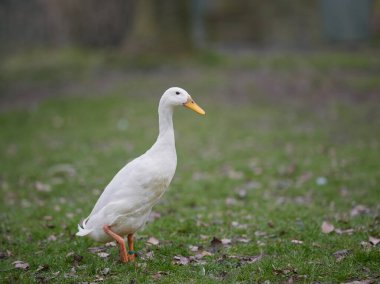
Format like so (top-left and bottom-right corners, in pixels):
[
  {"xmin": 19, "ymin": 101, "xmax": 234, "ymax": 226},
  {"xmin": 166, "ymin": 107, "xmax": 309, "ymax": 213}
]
[
  {"xmin": 0, "ymin": 0, "xmax": 378, "ymax": 52},
  {"xmin": 124, "ymin": 0, "xmax": 193, "ymax": 53},
  {"xmin": 60, "ymin": 0, "xmax": 134, "ymax": 47}
]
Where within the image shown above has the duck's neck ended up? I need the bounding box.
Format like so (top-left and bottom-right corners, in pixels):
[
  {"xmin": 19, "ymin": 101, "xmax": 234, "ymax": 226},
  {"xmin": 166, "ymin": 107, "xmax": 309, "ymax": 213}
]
[{"xmin": 157, "ymin": 102, "xmax": 175, "ymax": 145}]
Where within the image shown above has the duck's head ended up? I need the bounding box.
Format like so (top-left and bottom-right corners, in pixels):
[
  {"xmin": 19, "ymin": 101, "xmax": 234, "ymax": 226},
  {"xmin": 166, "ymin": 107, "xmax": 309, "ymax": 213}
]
[{"xmin": 161, "ymin": 87, "xmax": 205, "ymax": 115}]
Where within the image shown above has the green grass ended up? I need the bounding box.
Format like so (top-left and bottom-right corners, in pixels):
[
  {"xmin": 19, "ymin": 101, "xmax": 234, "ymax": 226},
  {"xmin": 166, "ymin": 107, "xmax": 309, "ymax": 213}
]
[{"xmin": 0, "ymin": 50, "xmax": 380, "ymax": 283}]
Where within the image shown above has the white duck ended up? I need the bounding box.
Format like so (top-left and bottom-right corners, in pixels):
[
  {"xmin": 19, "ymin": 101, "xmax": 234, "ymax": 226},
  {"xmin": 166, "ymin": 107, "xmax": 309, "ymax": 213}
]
[{"xmin": 76, "ymin": 87, "xmax": 205, "ymax": 263}]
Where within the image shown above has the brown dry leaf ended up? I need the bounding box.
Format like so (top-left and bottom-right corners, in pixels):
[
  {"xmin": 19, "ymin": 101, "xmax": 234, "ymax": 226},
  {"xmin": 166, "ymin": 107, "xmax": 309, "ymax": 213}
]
[
  {"xmin": 36, "ymin": 264, "xmax": 49, "ymax": 273},
  {"xmin": 254, "ymin": 231, "xmax": 267, "ymax": 237},
  {"xmin": 193, "ymin": 251, "xmax": 213, "ymax": 259},
  {"xmin": 360, "ymin": 241, "xmax": 372, "ymax": 251},
  {"xmin": 333, "ymin": 249, "xmax": 350, "ymax": 262},
  {"xmin": 189, "ymin": 245, "xmax": 199, "ymax": 252},
  {"xmin": 97, "ymin": 252, "xmax": 110, "ymax": 258},
  {"xmin": 100, "ymin": 267, "xmax": 110, "ymax": 275},
  {"xmin": 64, "ymin": 267, "xmax": 77, "ymax": 279},
  {"xmin": 147, "ymin": 236, "xmax": 160, "ymax": 245},
  {"xmin": 229, "ymin": 254, "xmax": 264, "ymax": 264},
  {"xmin": 240, "ymin": 254, "xmax": 264, "ymax": 264},
  {"xmin": 71, "ymin": 254, "xmax": 83, "ymax": 265},
  {"xmin": 196, "ymin": 220, "xmax": 209, "ymax": 227},
  {"xmin": 273, "ymin": 265, "xmax": 296, "ymax": 276},
  {"xmin": 47, "ymin": 234, "xmax": 57, "ymax": 242},
  {"xmin": 350, "ymin": 205, "xmax": 370, "ymax": 217},
  {"xmin": 13, "ymin": 260, "xmax": 29, "ymax": 270},
  {"xmin": 88, "ymin": 246, "xmax": 107, "ymax": 253},
  {"xmin": 145, "ymin": 251, "xmax": 155, "ymax": 260},
  {"xmin": 221, "ymin": 238, "xmax": 232, "ymax": 245},
  {"xmin": 321, "ymin": 221, "xmax": 335, "ymax": 234},
  {"xmin": 35, "ymin": 181, "xmax": 51, "ymax": 192},
  {"xmin": 225, "ymin": 197, "xmax": 237, "ymax": 206},
  {"xmin": 335, "ymin": 228, "xmax": 354, "ymax": 235},
  {"xmin": 210, "ymin": 237, "xmax": 222, "ymax": 246},
  {"xmin": 369, "ymin": 236, "xmax": 380, "ymax": 246},
  {"xmin": 172, "ymin": 255, "xmax": 190, "ymax": 265},
  {"xmin": 342, "ymin": 280, "xmax": 372, "ymax": 284},
  {"xmin": 152, "ymin": 271, "xmax": 168, "ymax": 280},
  {"xmin": 43, "ymin": 215, "xmax": 53, "ymax": 221},
  {"xmin": 0, "ymin": 250, "xmax": 12, "ymax": 259},
  {"xmin": 236, "ymin": 237, "xmax": 250, "ymax": 243}
]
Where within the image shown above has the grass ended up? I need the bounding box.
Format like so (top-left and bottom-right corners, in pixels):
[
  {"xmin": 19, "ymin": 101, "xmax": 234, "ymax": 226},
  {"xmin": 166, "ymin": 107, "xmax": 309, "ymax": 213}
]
[{"xmin": 0, "ymin": 49, "xmax": 380, "ymax": 283}]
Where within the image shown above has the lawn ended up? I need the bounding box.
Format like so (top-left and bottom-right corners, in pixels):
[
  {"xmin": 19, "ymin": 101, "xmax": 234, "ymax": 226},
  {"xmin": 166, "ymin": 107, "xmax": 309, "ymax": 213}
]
[{"xmin": 0, "ymin": 50, "xmax": 379, "ymax": 283}]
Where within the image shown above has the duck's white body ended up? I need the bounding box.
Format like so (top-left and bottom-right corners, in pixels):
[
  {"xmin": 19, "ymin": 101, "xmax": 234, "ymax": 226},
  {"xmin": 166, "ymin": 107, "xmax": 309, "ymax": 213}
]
[{"xmin": 76, "ymin": 87, "xmax": 204, "ymax": 243}]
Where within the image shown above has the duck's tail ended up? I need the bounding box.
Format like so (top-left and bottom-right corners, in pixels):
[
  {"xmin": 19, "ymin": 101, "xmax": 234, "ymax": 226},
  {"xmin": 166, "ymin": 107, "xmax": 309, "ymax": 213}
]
[{"xmin": 76, "ymin": 217, "xmax": 93, "ymax": 237}]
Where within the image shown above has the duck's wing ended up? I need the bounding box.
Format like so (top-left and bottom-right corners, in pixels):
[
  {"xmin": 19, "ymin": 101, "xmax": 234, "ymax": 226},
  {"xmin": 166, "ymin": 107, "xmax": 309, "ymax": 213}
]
[{"xmin": 88, "ymin": 155, "xmax": 147, "ymax": 217}]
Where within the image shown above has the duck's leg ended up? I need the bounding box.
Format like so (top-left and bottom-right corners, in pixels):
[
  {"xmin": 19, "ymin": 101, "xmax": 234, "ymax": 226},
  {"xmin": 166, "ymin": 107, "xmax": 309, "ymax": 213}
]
[
  {"xmin": 103, "ymin": 225, "xmax": 128, "ymax": 263},
  {"xmin": 127, "ymin": 234, "xmax": 135, "ymax": 261}
]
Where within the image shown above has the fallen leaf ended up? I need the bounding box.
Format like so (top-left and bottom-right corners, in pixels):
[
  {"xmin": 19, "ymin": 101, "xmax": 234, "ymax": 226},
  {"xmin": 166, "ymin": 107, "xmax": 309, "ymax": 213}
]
[
  {"xmin": 210, "ymin": 237, "xmax": 222, "ymax": 247},
  {"xmin": 47, "ymin": 234, "xmax": 57, "ymax": 242},
  {"xmin": 43, "ymin": 215, "xmax": 53, "ymax": 221},
  {"xmin": 66, "ymin": 252, "xmax": 74, "ymax": 257},
  {"xmin": 189, "ymin": 245, "xmax": 199, "ymax": 252},
  {"xmin": 71, "ymin": 254, "xmax": 83, "ymax": 265},
  {"xmin": 152, "ymin": 271, "xmax": 168, "ymax": 280},
  {"xmin": 321, "ymin": 221, "xmax": 335, "ymax": 234},
  {"xmin": 172, "ymin": 255, "xmax": 190, "ymax": 265},
  {"xmin": 335, "ymin": 228, "xmax": 354, "ymax": 235},
  {"xmin": 145, "ymin": 251, "xmax": 155, "ymax": 260},
  {"xmin": 236, "ymin": 188, "xmax": 247, "ymax": 199},
  {"xmin": 193, "ymin": 251, "xmax": 213, "ymax": 259},
  {"xmin": 94, "ymin": 275, "xmax": 104, "ymax": 281},
  {"xmin": 360, "ymin": 241, "xmax": 372, "ymax": 251},
  {"xmin": 240, "ymin": 254, "xmax": 264, "ymax": 264},
  {"xmin": 100, "ymin": 267, "xmax": 110, "ymax": 275},
  {"xmin": 0, "ymin": 250, "xmax": 12, "ymax": 259},
  {"xmin": 225, "ymin": 197, "xmax": 237, "ymax": 206},
  {"xmin": 333, "ymin": 249, "xmax": 350, "ymax": 262},
  {"xmin": 236, "ymin": 237, "xmax": 250, "ymax": 243},
  {"xmin": 342, "ymin": 280, "xmax": 372, "ymax": 284},
  {"xmin": 35, "ymin": 181, "xmax": 51, "ymax": 192},
  {"xmin": 196, "ymin": 220, "xmax": 209, "ymax": 227},
  {"xmin": 200, "ymin": 235, "xmax": 209, "ymax": 240},
  {"xmin": 36, "ymin": 264, "xmax": 49, "ymax": 272},
  {"xmin": 12, "ymin": 260, "xmax": 29, "ymax": 270},
  {"xmin": 283, "ymin": 276, "xmax": 294, "ymax": 284},
  {"xmin": 97, "ymin": 252, "xmax": 110, "ymax": 258},
  {"xmin": 254, "ymin": 231, "xmax": 267, "ymax": 237},
  {"xmin": 369, "ymin": 236, "xmax": 380, "ymax": 246},
  {"xmin": 229, "ymin": 254, "xmax": 264, "ymax": 264},
  {"xmin": 147, "ymin": 237, "xmax": 160, "ymax": 245},
  {"xmin": 350, "ymin": 205, "xmax": 370, "ymax": 217},
  {"xmin": 221, "ymin": 238, "xmax": 232, "ymax": 245},
  {"xmin": 273, "ymin": 265, "xmax": 296, "ymax": 276},
  {"xmin": 88, "ymin": 246, "xmax": 107, "ymax": 253},
  {"xmin": 64, "ymin": 267, "xmax": 77, "ymax": 278}
]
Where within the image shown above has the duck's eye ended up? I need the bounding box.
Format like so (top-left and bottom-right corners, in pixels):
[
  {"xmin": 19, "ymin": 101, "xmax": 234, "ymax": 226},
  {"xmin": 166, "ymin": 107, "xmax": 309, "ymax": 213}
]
[{"xmin": 175, "ymin": 91, "xmax": 180, "ymax": 95}]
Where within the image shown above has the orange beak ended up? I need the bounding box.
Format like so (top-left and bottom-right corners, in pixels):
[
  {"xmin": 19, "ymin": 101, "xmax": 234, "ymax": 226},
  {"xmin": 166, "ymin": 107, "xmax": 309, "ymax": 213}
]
[{"xmin": 183, "ymin": 97, "xmax": 206, "ymax": 115}]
